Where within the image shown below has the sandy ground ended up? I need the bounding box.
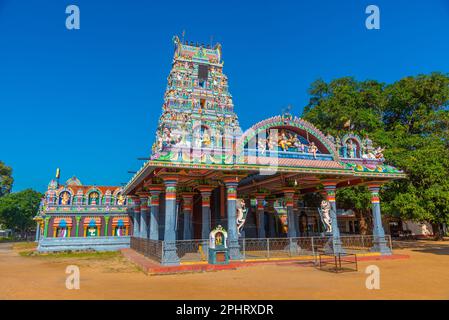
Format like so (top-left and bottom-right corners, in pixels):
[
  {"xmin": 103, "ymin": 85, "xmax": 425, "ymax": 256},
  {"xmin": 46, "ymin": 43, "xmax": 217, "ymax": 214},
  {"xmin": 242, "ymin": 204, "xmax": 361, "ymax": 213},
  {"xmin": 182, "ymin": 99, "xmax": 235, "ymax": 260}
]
[{"xmin": 1, "ymin": 241, "xmax": 449, "ymax": 300}]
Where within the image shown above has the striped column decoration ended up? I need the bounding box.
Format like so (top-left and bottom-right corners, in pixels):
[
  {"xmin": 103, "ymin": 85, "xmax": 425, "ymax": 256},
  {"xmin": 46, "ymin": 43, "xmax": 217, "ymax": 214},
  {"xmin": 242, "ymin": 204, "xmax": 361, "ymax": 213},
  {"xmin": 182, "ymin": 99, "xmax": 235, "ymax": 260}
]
[
  {"xmin": 148, "ymin": 185, "xmax": 163, "ymax": 240},
  {"xmin": 132, "ymin": 197, "xmax": 141, "ymax": 237},
  {"xmin": 322, "ymin": 181, "xmax": 343, "ymax": 254},
  {"xmin": 223, "ymin": 176, "xmax": 242, "ymax": 260},
  {"xmin": 368, "ymin": 183, "xmax": 391, "ymax": 254},
  {"xmin": 161, "ymin": 175, "xmax": 180, "ymax": 265},
  {"xmin": 138, "ymin": 194, "xmax": 150, "ymax": 239},
  {"xmin": 198, "ymin": 186, "xmax": 214, "ymax": 239},
  {"xmin": 283, "ymin": 188, "xmax": 297, "ymax": 238},
  {"xmin": 181, "ymin": 193, "xmax": 195, "ymax": 240},
  {"xmin": 254, "ymin": 193, "xmax": 266, "ymax": 238}
]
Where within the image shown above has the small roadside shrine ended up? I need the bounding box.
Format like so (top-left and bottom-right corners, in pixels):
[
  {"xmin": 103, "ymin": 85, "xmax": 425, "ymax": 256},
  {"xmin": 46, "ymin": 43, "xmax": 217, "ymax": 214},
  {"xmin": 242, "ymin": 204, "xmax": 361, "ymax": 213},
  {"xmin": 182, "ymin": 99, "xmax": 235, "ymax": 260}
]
[{"xmin": 208, "ymin": 225, "xmax": 229, "ymax": 265}]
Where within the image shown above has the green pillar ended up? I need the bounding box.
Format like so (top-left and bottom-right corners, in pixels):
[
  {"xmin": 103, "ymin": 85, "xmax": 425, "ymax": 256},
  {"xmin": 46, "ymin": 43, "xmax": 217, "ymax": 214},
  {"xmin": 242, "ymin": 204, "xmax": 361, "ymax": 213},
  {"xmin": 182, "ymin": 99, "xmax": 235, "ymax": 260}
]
[
  {"xmin": 75, "ymin": 216, "xmax": 81, "ymax": 237},
  {"xmin": 104, "ymin": 216, "xmax": 110, "ymax": 236},
  {"xmin": 43, "ymin": 217, "xmax": 50, "ymax": 238}
]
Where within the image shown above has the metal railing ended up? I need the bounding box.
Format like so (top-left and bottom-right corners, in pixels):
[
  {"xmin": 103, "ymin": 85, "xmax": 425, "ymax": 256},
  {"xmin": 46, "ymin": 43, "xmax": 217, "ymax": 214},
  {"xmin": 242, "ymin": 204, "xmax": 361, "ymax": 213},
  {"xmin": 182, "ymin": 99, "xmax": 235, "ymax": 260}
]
[
  {"xmin": 130, "ymin": 237, "xmax": 163, "ymax": 263},
  {"xmin": 130, "ymin": 235, "xmax": 392, "ymax": 264},
  {"xmin": 175, "ymin": 239, "xmax": 209, "ymax": 262},
  {"xmin": 319, "ymin": 253, "xmax": 358, "ymax": 273}
]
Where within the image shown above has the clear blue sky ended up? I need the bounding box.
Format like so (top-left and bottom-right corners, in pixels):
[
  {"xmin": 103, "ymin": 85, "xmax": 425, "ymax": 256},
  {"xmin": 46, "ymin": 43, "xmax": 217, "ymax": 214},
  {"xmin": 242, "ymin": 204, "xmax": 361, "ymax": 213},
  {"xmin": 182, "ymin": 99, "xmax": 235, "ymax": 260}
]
[{"xmin": 1, "ymin": 0, "xmax": 448, "ymax": 192}]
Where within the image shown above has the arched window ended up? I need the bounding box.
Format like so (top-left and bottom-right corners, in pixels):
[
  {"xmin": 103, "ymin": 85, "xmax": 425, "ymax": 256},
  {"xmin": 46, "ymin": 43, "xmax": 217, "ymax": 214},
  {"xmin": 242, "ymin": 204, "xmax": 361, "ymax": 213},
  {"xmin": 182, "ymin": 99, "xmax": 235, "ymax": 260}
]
[
  {"xmin": 116, "ymin": 193, "xmax": 125, "ymax": 206},
  {"xmin": 53, "ymin": 217, "xmax": 72, "ymax": 238},
  {"xmin": 85, "ymin": 219, "xmax": 99, "ymax": 237},
  {"xmin": 112, "ymin": 216, "xmax": 129, "ymax": 236},
  {"xmin": 88, "ymin": 191, "xmax": 100, "ymax": 205}
]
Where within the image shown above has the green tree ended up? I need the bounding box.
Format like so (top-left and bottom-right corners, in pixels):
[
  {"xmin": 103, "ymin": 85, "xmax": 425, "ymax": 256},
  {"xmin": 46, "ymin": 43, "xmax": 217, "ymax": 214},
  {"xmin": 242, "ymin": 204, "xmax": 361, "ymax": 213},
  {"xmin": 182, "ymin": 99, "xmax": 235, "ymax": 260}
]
[
  {"xmin": 0, "ymin": 189, "xmax": 43, "ymax": 238},
  {"xmin": 0, "ymin": 161, "xmax": 13, "ymax": 197},
  {"xmin": 302, "ymin": 72, "xmax": 449, "ymax": 239}
]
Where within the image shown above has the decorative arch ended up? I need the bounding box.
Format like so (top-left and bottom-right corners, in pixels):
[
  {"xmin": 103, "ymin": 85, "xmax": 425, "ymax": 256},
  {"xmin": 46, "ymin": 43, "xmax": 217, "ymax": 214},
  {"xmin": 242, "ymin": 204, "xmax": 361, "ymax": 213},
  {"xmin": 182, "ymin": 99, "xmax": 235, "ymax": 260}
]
[
  {"xmin": 238, "ymin": 115, "xmax": 338, "ymax": 159},
  {"xmin": 340, "ymin": 133, "xmax": 363, "ymax": 159},
  {"xmin": 57, "ymin": 188, "xmax": 74, "ymax": 205},
  {"xmin": 85, "ymin": 188, "xmax": 102, "ymax": 205}
]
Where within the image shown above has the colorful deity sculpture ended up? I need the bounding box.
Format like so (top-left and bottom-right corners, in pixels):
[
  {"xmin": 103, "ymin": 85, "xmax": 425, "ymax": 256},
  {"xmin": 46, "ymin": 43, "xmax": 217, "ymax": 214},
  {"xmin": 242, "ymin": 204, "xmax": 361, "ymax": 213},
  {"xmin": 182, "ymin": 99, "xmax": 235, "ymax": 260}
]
[
  {"xmin": 309, "ymin": 142, "xmax": 318, "ymax": 159},
  {"xmin": 236, "ymin": 199, "xmax": 247, "ymax": 236},
  {"xmin": 318, "ymin": 200, "xmax": 332, "ymax": 233},
  {"xmin": 61, "ymin": 192, "xmax": 70, "ymax": 205}
]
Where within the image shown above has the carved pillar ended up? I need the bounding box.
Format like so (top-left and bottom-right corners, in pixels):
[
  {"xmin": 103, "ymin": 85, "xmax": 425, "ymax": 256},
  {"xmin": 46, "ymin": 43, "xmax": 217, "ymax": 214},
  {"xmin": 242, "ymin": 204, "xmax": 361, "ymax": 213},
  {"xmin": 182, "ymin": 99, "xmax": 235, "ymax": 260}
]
[
  {"xmin": 35, "ymin": 222, "xmax": 40, "ymax": 242},
  {"xmin": 293, "ymin": 193, "xmax": 300, "ymax": 237},
  {"xmin": 132, "ymin": 197, "xmax": 141, "ymax": 237},
  {"xmin": 161, "ymin": 175, "xmax": 180, "ymax": 265},
  {"xmin": 148, "ymin": 186, "xmax": 162, "ymax": 240},
  {"xmin": 266, "ymin": 197, "xmax": 276, "ymax": 238},
  {"xmin": 283, "ymin": 188, "xmax": 297, "ymax": 238},
  {"xmin": 181, "ymin": 193, "xmax": 195, "ymax": 240},
  {"xmin": 75, "ymin": 215, "xmax": 81, "ymax": 237},
  {"xmin": 104, "ymin": 216, "xmax": 110, "ymax": 236},
  {"xmin": 255, "ymin": 193, "xmax": 266, "ymax": 238},
  {"xmin": 368, "ymin": 183, "xmax": 391, "ymax": 254},
  {"xmin": 43, "ymin": 216, "xmax": 50, "ymax": 238},
  {"xmin": 322, "ymin": 181, "xmax": 344, "ymax": 254},
  {"xmin": 138, "ymin": 194, "xmax": 149, "ymax": 239},
  {"xmin": 197, "ymin": 186, "xmax": 214, "ymax": 239},
  {"xmin": 224, "ymin": 176, "xmax": 242, "ymax": 260}
]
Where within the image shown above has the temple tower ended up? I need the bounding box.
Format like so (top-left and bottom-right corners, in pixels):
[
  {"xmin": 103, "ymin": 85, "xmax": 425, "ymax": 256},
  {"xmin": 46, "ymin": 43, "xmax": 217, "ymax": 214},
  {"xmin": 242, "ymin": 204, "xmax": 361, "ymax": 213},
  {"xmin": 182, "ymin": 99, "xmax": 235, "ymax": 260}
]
[{"xmin": 151, "ymin": 36, "xmax": 241, "ymax": 163}]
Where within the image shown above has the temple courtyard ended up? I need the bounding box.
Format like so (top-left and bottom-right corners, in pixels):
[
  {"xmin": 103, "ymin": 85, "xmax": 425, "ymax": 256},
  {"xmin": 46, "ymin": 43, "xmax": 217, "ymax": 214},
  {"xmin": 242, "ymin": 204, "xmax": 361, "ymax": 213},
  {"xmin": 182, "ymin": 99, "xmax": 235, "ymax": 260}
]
[{"xmin": 1, "ymin": 241, "xmax": 448, "ymax": 300}]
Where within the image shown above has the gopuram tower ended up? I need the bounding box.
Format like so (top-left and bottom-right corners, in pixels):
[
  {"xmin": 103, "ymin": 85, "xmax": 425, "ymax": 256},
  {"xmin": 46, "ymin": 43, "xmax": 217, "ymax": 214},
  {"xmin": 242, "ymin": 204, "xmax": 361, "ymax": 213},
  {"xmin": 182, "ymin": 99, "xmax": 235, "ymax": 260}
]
[{"xmin": 151, "ymin": 36, "xmax": 241, "ymax": 164}]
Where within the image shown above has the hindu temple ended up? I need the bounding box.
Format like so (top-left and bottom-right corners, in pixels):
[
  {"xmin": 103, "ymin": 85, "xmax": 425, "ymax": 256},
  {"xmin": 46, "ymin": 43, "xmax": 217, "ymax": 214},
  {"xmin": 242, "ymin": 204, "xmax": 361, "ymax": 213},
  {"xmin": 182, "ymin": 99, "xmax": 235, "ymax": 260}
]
[{"xmin": 35, "ymin": 37, "xmax": 405, "ymax": 264}]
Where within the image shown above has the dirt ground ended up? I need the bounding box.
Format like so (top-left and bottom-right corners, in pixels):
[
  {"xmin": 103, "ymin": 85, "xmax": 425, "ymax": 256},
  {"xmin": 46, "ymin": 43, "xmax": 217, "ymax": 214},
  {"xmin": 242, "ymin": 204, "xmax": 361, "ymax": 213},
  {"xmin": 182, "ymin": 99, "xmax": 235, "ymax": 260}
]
[{"xmin": 1, "ymin": 241, "xmax": 449, "ymax": 300}]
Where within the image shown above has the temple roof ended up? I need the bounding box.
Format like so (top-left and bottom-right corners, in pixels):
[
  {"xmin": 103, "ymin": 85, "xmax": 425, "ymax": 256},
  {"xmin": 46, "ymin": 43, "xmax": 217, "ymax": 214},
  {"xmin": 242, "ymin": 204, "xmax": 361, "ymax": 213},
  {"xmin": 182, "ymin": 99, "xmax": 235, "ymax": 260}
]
[{"xmin": 173, "ymin": 35, "xmax": 222, "ymax": 65}]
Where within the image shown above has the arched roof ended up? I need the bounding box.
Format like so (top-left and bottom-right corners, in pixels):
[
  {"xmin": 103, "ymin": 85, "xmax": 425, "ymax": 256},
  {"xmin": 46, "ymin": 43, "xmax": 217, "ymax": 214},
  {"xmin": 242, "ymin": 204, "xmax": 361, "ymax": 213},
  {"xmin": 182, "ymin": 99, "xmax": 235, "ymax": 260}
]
[
  {"xmin": 66, "ymin": 176, "xmax": 82, "ymax": 186},
  {"xmin": 239, "ymin": 115, "xmax": 339, "ymax": 159}
]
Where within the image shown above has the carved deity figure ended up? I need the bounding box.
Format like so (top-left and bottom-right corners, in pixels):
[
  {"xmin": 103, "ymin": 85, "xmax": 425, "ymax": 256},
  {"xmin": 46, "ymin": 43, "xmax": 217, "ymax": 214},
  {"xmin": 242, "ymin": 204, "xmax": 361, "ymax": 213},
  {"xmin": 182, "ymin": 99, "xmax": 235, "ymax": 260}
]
[
  {"xmin": 89, "ymin": 192, "xmax": 99, "ymax": 205},
  {"xmin": 309, "ymin": 142, "xmax": 318, "ymax": 159},
  {"xmin": 257, "ymin": 137, "xmax": 267, "ymax": 154},
  {"xmin": 117, "ymin": 194, "xmax": 125, "ymax": 206},
  {"xmin": 202, "ymin": 131, "xmax": 211, "ymax": 148},
  {"xmin": 215, "ymin": 232, "xmax": 223, "ymax": 246},
  {"xmin": 374, "ymin": 146, "xmax": 385, "ymax": 160},
  {"xmin": 278, "ymin": 130, "xmax": 290, "ymax": 151},
  {"xmin": 318, "ymin": 200, "xmax": 332, "ymax": 233},
  {"xmin": 61, "ymin": 192, "xmax": 70, "ymax": 205},
  {"xmin": 335, "ymin": 137, "xmax": 341, "ymax": 154},
  {"xmin": 362, "ymin": 135, "xmax": 374, "ymax": 156},
  {"xmin": 347, "ymin": 140, "xmax": 355, "ymax": 158},
  {"xmin": 236, "ymin": 199, "xmax": 247, "ymax": 236}
]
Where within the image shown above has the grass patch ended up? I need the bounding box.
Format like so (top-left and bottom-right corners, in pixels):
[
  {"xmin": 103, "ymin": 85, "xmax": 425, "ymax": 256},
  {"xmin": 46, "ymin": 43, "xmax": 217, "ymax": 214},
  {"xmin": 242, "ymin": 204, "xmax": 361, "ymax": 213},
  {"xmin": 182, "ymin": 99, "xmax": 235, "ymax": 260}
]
[
  {"xmin": 13, "ymin": 241, "xmax": 37, "ymax": 251},
  {"xmin": 26, "ymin": 250, "xmax": 121, "ymax": 260}
]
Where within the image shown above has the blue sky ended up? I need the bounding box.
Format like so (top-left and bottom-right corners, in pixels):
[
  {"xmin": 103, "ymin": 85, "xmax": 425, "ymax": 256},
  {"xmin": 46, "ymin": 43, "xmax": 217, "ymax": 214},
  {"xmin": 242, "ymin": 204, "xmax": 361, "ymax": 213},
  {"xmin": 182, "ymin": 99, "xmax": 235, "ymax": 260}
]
[{"xmin": 1, "ymin": 0, "xmax": 448, "ymax": 192}]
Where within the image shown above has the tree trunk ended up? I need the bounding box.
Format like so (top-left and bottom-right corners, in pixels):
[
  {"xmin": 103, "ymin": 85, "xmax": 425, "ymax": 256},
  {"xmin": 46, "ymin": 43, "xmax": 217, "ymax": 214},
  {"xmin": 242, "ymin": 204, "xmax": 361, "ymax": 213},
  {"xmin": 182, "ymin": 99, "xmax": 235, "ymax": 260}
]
[{"xmin": 432, "ymin": 223, "xmax": 444, "ymax": 241}]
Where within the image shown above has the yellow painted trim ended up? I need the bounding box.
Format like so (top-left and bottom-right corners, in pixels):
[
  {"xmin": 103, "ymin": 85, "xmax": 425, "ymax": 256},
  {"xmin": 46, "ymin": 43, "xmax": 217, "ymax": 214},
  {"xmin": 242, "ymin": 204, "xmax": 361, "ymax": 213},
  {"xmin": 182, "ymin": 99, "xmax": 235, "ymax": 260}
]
[{"xmin": 179, "ymin": 252, "xmax": 382, "ymax": 265}]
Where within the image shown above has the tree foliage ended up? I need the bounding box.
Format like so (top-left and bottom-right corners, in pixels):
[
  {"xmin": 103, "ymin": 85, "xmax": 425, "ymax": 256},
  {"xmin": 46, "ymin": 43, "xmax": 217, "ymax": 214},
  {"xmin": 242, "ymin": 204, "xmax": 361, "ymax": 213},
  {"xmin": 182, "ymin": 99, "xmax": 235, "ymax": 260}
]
[
  {"xmin": 0, "ymin": 161, "xmax": 13, "ymax": 197},
  {"xmin": 0, "ymin": 189, "xmax": 43, "ymax": 237},
  {"xmin": 302, "ymin": 73, "xmax": 449, "ymax": 237}
]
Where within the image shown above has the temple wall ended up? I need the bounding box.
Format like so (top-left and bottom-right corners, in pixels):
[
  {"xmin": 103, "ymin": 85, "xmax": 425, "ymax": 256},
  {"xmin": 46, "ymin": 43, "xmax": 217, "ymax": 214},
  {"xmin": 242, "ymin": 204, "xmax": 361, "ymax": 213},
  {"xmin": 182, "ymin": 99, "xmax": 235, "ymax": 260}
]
[{"xmin": 38, "ymin": 236, "xmax": 130, "ymax": 252}]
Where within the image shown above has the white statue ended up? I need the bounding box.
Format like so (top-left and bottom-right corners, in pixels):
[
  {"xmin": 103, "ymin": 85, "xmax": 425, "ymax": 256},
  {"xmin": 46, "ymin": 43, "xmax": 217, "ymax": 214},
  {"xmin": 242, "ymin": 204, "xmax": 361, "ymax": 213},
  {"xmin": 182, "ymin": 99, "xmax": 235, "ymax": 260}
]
[
  {"xmin": 318, "ymin": 200, "xmax": 332, "ymax": 233},
  {"xmin": 236, "ymin": 199, "xmax": 247, "ymax": 236}
]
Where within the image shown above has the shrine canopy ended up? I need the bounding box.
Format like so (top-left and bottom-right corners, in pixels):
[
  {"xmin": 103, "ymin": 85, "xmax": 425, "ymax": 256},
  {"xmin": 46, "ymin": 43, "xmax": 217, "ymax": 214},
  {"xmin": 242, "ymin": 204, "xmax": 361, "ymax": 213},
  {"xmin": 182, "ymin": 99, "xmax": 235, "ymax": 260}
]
[{"xmin": 123, "ymin": 113, "xmax": 405, "ymax": 195}]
